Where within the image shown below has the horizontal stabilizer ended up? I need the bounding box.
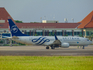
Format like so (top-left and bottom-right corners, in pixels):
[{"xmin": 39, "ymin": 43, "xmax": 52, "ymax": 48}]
[
  {"xmin": 0, "ymin": 36, "xmax": 12, "ymax": 39},
  {"xmin": 12, "ymin": 36, "xmax": 19, "ymax": 39}
]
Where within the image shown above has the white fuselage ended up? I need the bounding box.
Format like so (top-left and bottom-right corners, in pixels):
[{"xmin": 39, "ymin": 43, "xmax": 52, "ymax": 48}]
[{"xmin": 12, "ymin": 36, "xmax": 92, "ymax": 46}]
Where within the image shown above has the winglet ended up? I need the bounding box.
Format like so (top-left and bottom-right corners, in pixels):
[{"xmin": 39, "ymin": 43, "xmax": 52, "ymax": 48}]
[{"xmin": 54, "ymin": 34, "xmax": 58, "ymax": 40}]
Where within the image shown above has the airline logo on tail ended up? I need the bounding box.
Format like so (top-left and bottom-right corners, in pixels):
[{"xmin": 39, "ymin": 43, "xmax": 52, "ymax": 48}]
[
  {"xmin": 32, "ymin": 37, "xmax": 50, "ymax": 45},
  {"xmin": 11, "ymin": 25, "xmax": 18, "ymax": 33},
  {"xmin": 8, "ymin": 19, "xmax": 28, "ymax": 36}
]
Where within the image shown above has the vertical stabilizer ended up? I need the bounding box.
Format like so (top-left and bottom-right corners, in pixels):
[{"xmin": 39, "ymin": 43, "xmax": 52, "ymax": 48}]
[{"xmin": 8, "ymin": 19, "xmax": 28, "ymax": 36}]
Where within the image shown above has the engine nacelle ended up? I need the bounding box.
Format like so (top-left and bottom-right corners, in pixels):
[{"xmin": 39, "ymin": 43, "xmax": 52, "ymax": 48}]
[{"xmin": 61, "ymin": 43, "xmax": 69, "ymax": 48}]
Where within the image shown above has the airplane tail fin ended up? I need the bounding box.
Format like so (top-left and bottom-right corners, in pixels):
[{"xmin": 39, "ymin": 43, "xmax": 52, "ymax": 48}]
[{"xmin": 8, "ymin": 19, "xmax": 28, "ymax": 36}]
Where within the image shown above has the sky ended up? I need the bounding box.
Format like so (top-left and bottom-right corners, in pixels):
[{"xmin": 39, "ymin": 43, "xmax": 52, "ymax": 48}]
[{"xmin": 0, "ymin": 0, "xmax": 93, "ymax": 23}]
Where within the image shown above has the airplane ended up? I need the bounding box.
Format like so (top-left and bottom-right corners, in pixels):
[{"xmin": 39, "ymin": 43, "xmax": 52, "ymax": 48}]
[{"xmin": 8, "ymin": 19, "xmax": 92, "ymax": 49}]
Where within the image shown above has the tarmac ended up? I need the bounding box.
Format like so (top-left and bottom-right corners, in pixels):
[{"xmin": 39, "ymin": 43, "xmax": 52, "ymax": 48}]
[{"xmin": 0, "ymin": 45, "xmax": 93, "ymax": 56}]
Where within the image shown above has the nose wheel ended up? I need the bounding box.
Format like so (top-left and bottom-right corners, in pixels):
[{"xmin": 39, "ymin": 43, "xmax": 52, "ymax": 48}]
[{"xmin": 46, "ymin": 46, "xmax": 49, "ymax": 49}]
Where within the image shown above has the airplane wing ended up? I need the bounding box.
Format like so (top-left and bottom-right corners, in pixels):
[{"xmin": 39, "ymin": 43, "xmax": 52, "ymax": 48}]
[
  {"xmin": 48, "ymin": 35, "xmax": 61, "ymax": 49},
  {"xmin": 12, "ymin": 36, "xmax": 19, "ymax": 39},
  {"xmin": 46, "ymin": 35, "xmax": 69, "ymax": 49}
]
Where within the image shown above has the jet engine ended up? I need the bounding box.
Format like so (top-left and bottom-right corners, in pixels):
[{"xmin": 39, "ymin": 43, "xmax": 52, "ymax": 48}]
[{"xmin": 61, "ymin": 43, "xmax": 69, "ymax": 48}]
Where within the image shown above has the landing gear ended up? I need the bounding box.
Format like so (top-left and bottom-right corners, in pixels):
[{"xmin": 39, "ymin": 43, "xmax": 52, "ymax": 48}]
[
  {"xmin": 46, "ymin": 46, "xmax": 49, "ymax": 49},
  {"xmin": 51, "ymin": 45, "xmax": 55, "ymax": 49},
  {"xmin": 46, "ymin": 45, "xmax": 56, "ymax": 49},
  {"xmin": 46, "ymin": 46, "xmax": 55, "ymax": 49},
  {"xmin": 51, "ymin": 46, "xmax": 55, "ymax": 49}
]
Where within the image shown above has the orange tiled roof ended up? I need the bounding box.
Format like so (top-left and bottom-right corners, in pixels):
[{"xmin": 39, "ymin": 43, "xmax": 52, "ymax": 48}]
[
  {"xmin": 0, "ymin": 22, "xmax": 81, "ymax": 29},
  {"xmin": 78, "ymin": 10, "xmax": 93, "ymax": 28},
  {"xmin": 85, "ymin": 16, "xmax": 93, "ymax": 28}
]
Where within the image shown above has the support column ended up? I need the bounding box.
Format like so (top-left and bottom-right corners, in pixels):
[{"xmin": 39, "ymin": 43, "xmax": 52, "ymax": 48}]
[
  {"xmin": 42, "ymin": 30, "xmax": 45, "ymax": 36},
  {"xmin": 83, "ymin": 29, "xmax": 86, "ymax": 38},
  {"xmin": 52, "ymin": 30, "xmax": 54, "ymax": 35},
  {"xmin": 25, "ymin": 30, "xmax": 26, "ymax": 34},
  {"xmin": 62, "ymin": 30, "xmax": 64, "ymax": 36},
  {"xmin": 29, "ymin": 30, "xmax": 31, "ymax": 36},
  {"xmin": 72, "ymin": 30, "xmax": 74, "ymax": 36},
  {"xmin": 32, "ymin": 30, "xmax": 34, "ymax": 36},
  {"xmin": 45, "ymin": 30, "xmax": 46, "ymax": 36},
  {"xmin": 65, "ymin": 30, "xmax": 66, "ymax": 36},
  {"xmin": 47, "ymin": 30, "xmax": 49, "ymax": 36},
  {"xmin": 34, "ymin": 30, "xmax": 36, "ymax": 36},
  {"xmin": 22, "ymin": 30, "xmax": 24, "ymax": 34},
  {"xmin": 55, "ymin": 30, "xmax": 56, "ymax": 35}
]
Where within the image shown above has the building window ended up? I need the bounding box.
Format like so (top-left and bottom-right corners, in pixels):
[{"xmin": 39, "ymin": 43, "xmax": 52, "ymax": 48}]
[
  {"xmin": 66, "ymin": 32, "xmax": 72, "ymax": 36},
  {"xmin": 26, "ymin": 32, "xmax": 29, "ymax": 35},
  {"xmin": 56, "ymin": 32, "xmax": 62, "ymax": 36},
  {"xmin": 86, "ymin": 31, "xmax": 89, "ymax": 36},
  {"xmin": 36, "ymin": 32, "xmax": 42, "ymax": 36}
]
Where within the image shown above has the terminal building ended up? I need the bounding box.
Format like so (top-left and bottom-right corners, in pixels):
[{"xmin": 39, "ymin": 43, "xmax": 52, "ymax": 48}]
[{"xmin": 0, "ymin": 7, "xmax": 93, "ymax": 39}]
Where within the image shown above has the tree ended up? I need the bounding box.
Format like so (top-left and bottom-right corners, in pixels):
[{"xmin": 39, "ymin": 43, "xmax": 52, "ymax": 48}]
[
  {"xmin": 15, "ymin": 20, "xmax": 23, "ymax": 23},
  {"xmin": 79, "ymin": 34, "xmax": 83, "ymax": 37},
  {"xmin": 35, "ymin": 34, "xmax": 38, "ymax": 36}
]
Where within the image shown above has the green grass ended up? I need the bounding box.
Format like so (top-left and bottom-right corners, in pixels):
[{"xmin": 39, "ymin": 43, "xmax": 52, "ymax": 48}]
[{"xmin": 0, "ymin": 56, "xmax": 93, "ymax": 70}]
